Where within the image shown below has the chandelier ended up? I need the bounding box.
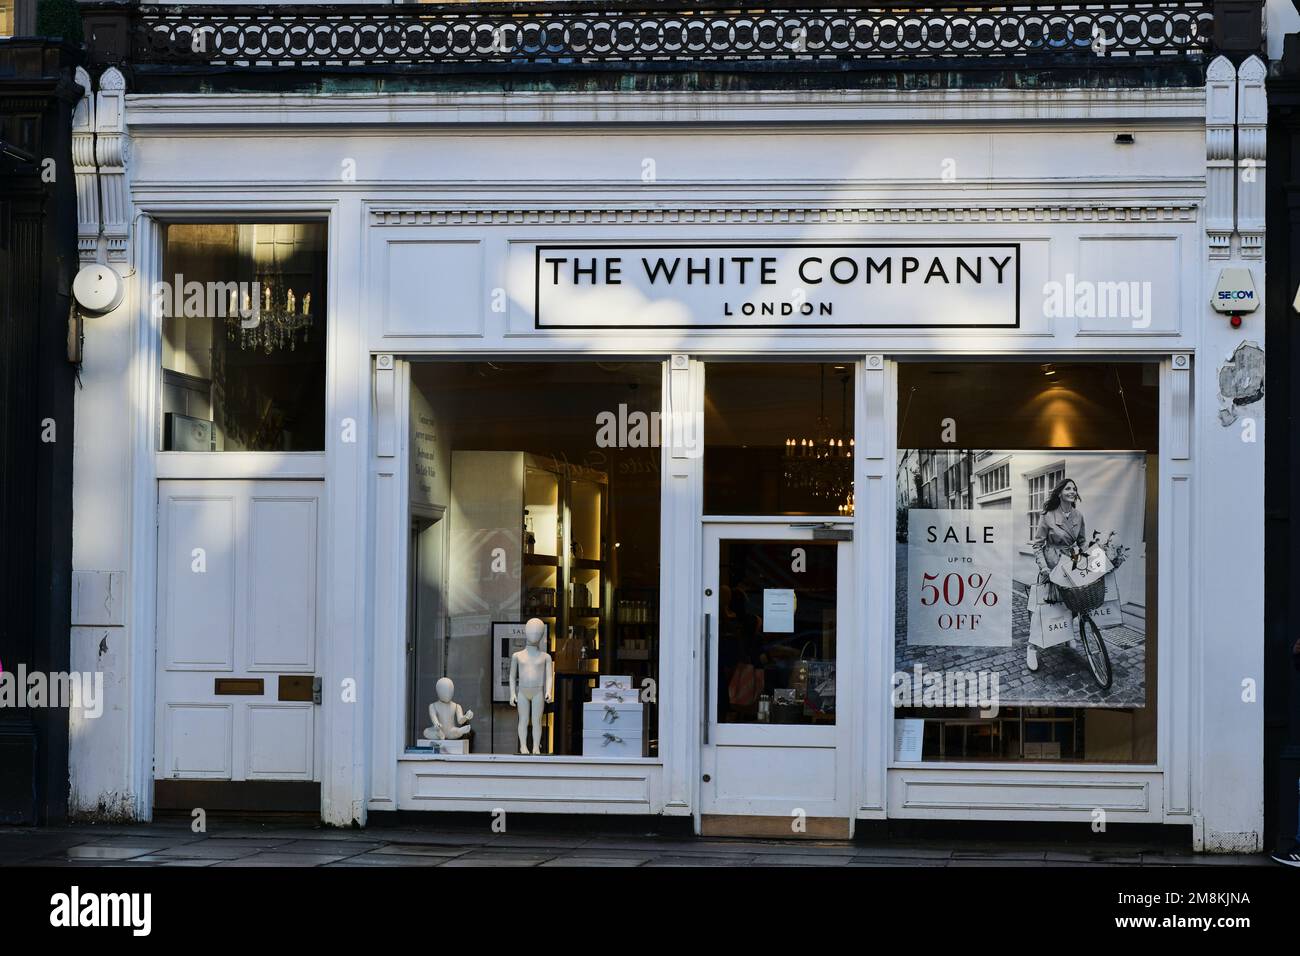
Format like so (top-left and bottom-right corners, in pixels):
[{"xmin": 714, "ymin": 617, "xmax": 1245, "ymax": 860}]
[
  {"xmin": 224, "ymin": 267, "xmax": 315, "ymax": 354},
  {"xmin": 784, "ymin": 364, "xmax": 854, "ymax": 511}
]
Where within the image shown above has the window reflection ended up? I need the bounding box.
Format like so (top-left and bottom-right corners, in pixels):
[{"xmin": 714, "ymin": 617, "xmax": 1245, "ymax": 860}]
[{"xmin": 160, "ymin": 223, "xmax": 327, "ymax": 452}]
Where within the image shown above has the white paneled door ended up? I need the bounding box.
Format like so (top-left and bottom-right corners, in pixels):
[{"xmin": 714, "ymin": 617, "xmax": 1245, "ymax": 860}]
[
  {"xmin": 155, "ymin": 480, "xmax": 323, "ymax": 783},
  {"xmin": 701, "ymin": 524, "xmax": 852, "ymax": 822}
]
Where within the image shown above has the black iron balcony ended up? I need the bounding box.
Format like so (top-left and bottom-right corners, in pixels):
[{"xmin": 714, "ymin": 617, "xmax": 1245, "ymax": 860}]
[{"xmin": 79, "ymin": 1, "xmax": 1254, "ymax": 73}]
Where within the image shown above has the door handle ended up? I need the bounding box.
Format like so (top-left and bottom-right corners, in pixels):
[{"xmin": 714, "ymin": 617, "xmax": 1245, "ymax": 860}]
[{"xmin": 702, "ymin": 612, "xmax": 711, "ymax": 745}]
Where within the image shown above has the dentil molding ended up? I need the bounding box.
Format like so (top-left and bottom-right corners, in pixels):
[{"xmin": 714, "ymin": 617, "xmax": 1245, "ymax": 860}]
[{"xmin": 369, "ymin": 204, "xmax": 1198, "ymax": 227}]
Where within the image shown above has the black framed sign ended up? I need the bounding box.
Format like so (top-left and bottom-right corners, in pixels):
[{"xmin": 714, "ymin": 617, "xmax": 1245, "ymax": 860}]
[{"xmin": 534, "ymin": 242, "xmax": 1020, "ymax": 330}]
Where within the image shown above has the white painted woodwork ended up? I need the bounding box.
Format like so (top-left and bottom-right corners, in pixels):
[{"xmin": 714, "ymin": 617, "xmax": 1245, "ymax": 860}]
[{"xmin": 154, "ymin": 480, "xmax": 323, "ymax": 783}]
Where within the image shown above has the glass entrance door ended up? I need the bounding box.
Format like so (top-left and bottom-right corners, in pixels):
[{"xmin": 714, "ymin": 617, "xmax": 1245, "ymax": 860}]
[{"xmin": 701, "ymin": 524, "xmax": 851, "ymax": 824}]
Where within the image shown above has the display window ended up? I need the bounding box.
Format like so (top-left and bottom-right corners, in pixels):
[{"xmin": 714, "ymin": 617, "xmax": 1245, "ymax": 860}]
[
  {"xmin": 893, "ymin": 361, "xmax": 1158, "ymax": 763},
  {"xmin": 405, "ymin": 361, "xmax": 662, "ymax": 757},
  {"xmin": 705, "ymin": 362, "xmax": 855, "ymax": 516},
  {"xmin": 159, "ymin": 222, "xmax": 328, "ymax": 452}
]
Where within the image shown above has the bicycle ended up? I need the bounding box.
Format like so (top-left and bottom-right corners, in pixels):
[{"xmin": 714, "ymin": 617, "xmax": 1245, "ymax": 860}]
[{"xmin": 1058, "ymin": 576, "xmax": 1113, "ymax": 691}]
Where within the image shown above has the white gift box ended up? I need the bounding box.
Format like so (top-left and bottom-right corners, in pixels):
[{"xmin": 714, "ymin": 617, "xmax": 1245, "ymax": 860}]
[
  {"xmin": 583, "ymin": 699, "xmax": 642, "ymax": 728},
  {"xmin": 582, "ymin": 729, "xmax": 642, "ymax": 758},
  {"xmin": 591, "ymin": 675, "xmax": 639, "ymax": 703},
  {"xmin": 582, "ymin": 701, "xmax": 644, "ymax": 757}
]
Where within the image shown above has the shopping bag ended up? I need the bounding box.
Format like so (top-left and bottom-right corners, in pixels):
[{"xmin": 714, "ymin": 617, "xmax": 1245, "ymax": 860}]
[
  {"xmin": 1090, "ymin": 572, "xmax": 1125, "ymax": 629},
  {"xmin": 1049, "ymin": 546, "xmax": 1114, "ymax": 590},
  {"xmin": 1032, "ymin": 598, "xmax": 1074, "ymax": 649}
]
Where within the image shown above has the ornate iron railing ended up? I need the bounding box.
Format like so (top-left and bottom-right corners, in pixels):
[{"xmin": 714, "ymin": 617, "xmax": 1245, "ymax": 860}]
[{"xmin": 105, "ymin": 2, "xmax": 1217, "ymax": 68}]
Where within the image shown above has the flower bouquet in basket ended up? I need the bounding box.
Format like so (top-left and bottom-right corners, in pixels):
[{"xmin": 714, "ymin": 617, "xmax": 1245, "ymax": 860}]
[{"xmin": 1101, "ymin": 530, "xmax": 1131, "ymax": 570}]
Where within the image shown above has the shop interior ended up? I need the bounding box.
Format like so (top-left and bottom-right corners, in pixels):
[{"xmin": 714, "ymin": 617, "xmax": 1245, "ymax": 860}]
[{"xmin": 406, "ymin": 361, "xmax": 662, "ymax": 757}]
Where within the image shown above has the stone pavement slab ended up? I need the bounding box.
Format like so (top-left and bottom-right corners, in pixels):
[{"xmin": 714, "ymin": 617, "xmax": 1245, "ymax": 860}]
[{"xmin": 0, "ymin": 821, "xmax": 1275, "ymax": 867}]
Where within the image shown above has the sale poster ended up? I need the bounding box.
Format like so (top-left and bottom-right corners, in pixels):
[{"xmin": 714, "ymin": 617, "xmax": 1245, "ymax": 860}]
[
  {"xmin": 895, "ymin": 449, "xmax": 1148, "ymax": 708},
  {"xmin": 907, "ymin": 510, "xmax": 1012, "ymax": 647}
]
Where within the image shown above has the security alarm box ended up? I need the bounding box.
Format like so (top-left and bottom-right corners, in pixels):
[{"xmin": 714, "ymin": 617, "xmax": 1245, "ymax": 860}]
[{"xmin": 1212, "ymin": 267, "xmax": 1259, "ymax": 314}]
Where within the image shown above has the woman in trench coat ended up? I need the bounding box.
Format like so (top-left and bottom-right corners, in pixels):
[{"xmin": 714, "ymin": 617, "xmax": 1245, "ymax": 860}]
[{"xmin": 1026, "ymin": 477, "xmax": 1087, "ymax": 671}]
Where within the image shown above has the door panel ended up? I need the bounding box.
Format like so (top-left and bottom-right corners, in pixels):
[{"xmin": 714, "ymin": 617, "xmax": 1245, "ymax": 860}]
[
  {"xmin": 163, "ymin": 703, "xmax": 232, "ymax": 778},
  {"xmin": 247, "ymin": 495, "xmax": 318, "ymax": 670},
  {"xmin": 163, "ymin": 495, "xmax": 236, "ymax": 669},
  {"xmin": 701, "ymin": 525, "xmax": 851, "ymax": 821},
  {"xmin": 156, "ymin": 480, "xmax": 323, "ymax": 783},
  {"xmin": 246, "ymin": 704, "xmax": 315, "ymax": 779},
  {"xmin": 714, "ymin": 745, "xmax": 838, "ymax": 802}
]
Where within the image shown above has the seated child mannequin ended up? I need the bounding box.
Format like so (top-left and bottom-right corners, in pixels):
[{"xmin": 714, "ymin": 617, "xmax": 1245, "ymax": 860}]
[{"xmin": 424, "ymin": 677, "xmax": 473, "ymax": 741}]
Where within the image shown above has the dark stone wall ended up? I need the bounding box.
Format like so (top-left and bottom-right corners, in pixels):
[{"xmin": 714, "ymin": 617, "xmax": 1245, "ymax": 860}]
[
  {"xmin": 0, "ymin": 38, "xmax": 80, "ymax": 826},
  {"xmin": 1265, "ymin": 35, "xmax": 1300, "ymax": 851}
]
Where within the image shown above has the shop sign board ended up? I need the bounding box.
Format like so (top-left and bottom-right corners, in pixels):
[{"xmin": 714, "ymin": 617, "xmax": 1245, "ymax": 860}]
[{"xmin": 534, "ymin": 243, "xmax": 1020, "ymax": 329}]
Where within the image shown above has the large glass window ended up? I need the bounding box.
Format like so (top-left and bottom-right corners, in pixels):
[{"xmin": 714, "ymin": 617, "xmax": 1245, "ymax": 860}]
[
  {"xmin": 406, "ymin": 361, "xmax": 661, "ymax": 757},
  {"xmin": 705, "ymin": 362, "xmax": 855, "ymax": 516},
  {"xmin": 160, "ymin": 223, "xmax": 327, "ymax": 451},
  {"xmin": 894, "ymin": 361, "xmax": 1158, "ymax": 763}
]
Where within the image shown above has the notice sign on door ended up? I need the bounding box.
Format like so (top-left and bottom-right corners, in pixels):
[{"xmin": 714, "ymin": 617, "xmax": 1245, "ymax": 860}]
[
  {"xmin": 534, "ymin": 244, "xmax": 1019, "ymax": 329},
  {"xmin": 762, "ymin": 588, "xmax": 796, "ymax": 633},
  {"xmin": 906, "ymin": 510, "xmax": 1013, "ymax": 647}
]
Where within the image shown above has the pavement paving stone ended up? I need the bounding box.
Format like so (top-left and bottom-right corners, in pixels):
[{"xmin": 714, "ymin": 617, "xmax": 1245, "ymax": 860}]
[
  {"xmin": 848, "ymin": 858, "xmax": 949, "ymax": 866},
  {"xmin": 213, "ymin": 852, "xmax": 353, "ymax": 867},
  {"xmin": 643, "ymin": 855, "xmax": 758, "ymax": 866},
  {"xmin": 750, "ymin": 853, "xmax": 857, "ymax": 866},
  {"xmin": 147, "ymin": 843, "xmax": 264, "ymax": 860},
  {"xmin": 323, "ymin": 854, "xmax": 443, "ymax": 867},
  {"xmin": 552, "ymin": 847, "xmax": 666, "ymax": 860},
  {"xmin": 950, "ymin": 849, "xmax": 1048, "ymax": 861},
  {"xmin": 367, "ymin": 844, "xmax": 471, "ymax": 858},
  {"xmin": 948, "ymin": 860, "xmax": 1048, "ymax": 867},
  {"xmin": 438, "ymin": 856, "xmax": 546, "ymax": 867},
  {"xmin": 540, "ymin": 856, "xmax": 648, "ymax": 867},
  {"xmin": 361, "ymin": 830, "xmax": 490, "ymax": 847},
  {"xmin": 279, "ymin": 839, "xmax": 385, "ymax": 854},
  {"xmin": 853, "ymin": 846, "xmax": 952, "ymax": 860},
  {"xmin": 128, "ymin": 856, "xmax": 224, "ymax": 867},
  {"xmin": 180, "ymin": 837, "xmax": 299, "ymax": 850},
  {"xmin": 60, "ymin": 845, "xmax": 159, "ymax": 861},
  {"xmin": 452, "ymin": 849, "xmax": 562, "ymax": 864},
  {"xmin": 1044, "ymin": 851, "xmax": 1144, "ymax": 864}
]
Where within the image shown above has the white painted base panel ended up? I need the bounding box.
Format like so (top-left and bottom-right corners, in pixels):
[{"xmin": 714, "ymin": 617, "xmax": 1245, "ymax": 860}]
[
  {"xmin": 885, "ymin": 768, "xmax": 1163, "ymax": 822},
  {"xmin": 394, "ymin": 757, "xmax": 664, "ymax": 814}
]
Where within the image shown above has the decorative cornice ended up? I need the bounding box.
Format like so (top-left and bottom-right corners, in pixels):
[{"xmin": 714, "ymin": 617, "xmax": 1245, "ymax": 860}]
[{"xmin": 369, "ymin": 204, "xmax": 1198, "ymax": 226}]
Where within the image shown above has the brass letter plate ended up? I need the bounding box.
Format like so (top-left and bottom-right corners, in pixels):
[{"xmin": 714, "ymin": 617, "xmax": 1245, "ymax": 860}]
[
  {"xmin": 214, "ymin": 678, "xmax": 264, "ymax": 696},
  {"xmin": 279, "ymin": 676, "xmax": 314, "ymax": 702}
]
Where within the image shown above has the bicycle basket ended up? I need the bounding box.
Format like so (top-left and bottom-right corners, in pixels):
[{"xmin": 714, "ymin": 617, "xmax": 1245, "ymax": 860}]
[{"xmin": 1060, "ymin": 576, "xmax": 1107, "ymax": 616}]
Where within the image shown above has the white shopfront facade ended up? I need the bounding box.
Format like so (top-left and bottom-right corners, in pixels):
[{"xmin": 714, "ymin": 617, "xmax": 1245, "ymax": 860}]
[{"xmin": 67, "ymin": 68, "xmax": 1267, "ymax": 850}]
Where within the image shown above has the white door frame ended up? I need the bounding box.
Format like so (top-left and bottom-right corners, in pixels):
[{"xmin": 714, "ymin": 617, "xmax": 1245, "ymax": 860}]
[{"xmin": 697, "ymin": 520, "xmax": 854, "ymax": 827}]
